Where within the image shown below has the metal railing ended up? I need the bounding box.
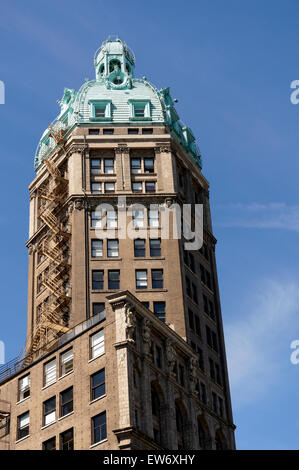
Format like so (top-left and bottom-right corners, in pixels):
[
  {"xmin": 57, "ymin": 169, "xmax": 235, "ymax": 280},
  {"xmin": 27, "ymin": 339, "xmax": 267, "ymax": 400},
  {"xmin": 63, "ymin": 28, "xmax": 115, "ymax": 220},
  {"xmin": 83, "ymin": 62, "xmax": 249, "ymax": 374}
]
[{"xmin": 0, "ymin": 311, "xmax": 106, "ymax": 385}]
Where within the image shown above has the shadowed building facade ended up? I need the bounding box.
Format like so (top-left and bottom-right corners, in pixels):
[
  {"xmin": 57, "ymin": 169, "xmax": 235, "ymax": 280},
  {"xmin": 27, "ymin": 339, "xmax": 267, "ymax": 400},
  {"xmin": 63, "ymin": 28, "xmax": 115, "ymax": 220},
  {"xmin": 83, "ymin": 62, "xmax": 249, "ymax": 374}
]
[{"xmin": 0, "ymin": 38, "xmax": 235, "ymax": 450}]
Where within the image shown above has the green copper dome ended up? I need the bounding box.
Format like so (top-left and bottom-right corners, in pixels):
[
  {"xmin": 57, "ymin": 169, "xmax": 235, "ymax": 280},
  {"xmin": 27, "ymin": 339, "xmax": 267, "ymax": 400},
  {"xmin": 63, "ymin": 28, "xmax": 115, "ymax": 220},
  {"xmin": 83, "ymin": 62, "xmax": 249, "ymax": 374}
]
[{"xmin": 34, "ymin": 37, "xmax": 202, "ymax": 171}]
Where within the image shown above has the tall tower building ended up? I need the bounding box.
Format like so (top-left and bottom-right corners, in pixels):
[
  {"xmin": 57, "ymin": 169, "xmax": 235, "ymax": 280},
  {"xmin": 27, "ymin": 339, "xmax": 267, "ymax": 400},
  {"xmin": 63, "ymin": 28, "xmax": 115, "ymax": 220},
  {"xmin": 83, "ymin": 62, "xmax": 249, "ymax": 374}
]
[{"xmin": 0, "ymin": 38, "xmax": 235, "ymax": 450}]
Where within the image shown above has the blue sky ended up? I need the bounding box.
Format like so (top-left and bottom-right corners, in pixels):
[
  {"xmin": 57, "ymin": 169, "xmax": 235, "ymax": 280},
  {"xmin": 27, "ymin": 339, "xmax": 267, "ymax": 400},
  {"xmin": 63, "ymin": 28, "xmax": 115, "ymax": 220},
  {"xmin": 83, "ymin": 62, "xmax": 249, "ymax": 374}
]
[{"xmin": 0, "ymin": 0, "xmax": 299, "ymax": 450}]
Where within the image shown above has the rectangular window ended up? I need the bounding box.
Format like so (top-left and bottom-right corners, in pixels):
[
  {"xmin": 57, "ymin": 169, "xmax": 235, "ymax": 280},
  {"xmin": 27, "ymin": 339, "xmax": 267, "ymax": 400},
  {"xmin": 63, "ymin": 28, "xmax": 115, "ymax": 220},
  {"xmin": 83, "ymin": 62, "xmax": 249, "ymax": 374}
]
[
  {"xmin": 198, "ymin": 348, "xmax": 204, "ymax": 371},
  {"xmin": 90, "ymin": 159, "xmax": 101, "ymax": 174},
  {"xmin": 188, "ymin": 309, "xmax": 194, "ymax": 331},
  {"xmin": 148, "ymin": 209, "xmax": 159, "ymax": 227},
  {"xmin": 142, "ymin": 128, "xmax": 153, "ymax": 134},
  {"xmin": 18, "ymin": 374, "xmax": 30, "ymax": 401},
  {"xmin": 134, "ymin": 239, "xmax": 145, "ymax": 257},
  {"xmin": 144, "ymin": 158, "xmax": 154, "ymax": 173},
  {"xmin": 200, "ymin": 383, "xmax": 207, "ymax": 404},
  {"xmin": 192, "ymin": 283, "xmax": 198, "ymax": 304},
  {"xmin": 106, "ymin": 210, "xmax": 117, "ymax": 229},
  {"xmin": 92, "ymin": 411, "xmax": 107, "ymax": 444},
  {"xmin": 90, "ymin": 330, "xmax": 105, "ymax": 359},
  {"xmin": 186, "ymin": 277, "xmax": 192, "ymax": 298},
  {"xmin": 132, "ymin": 181, "xmax": 142, "ymax": 193},
  {"xmin": 108, "ymin": 270, "xmax": 120, "ymax": 289},
  {"xmin": 43, "ymin": 437, "xmax": 56, "ymax": 450},
  {"xmin": 89, "ymin": 129, "xmax": 100, "ymax": 136},
  {"xmin": 104, "ymin": 159, "xmax": 114, "ymax": 174},
  {"xmin": 91, "ymin": 210, "xmax": 102, "ymax": 228},
  {"xmin": 91, "ymin": 369, "xmax": 105, "ymax": 401},
  {"xmin": 103, "ymin": 128, "xmax": 114, "ymax": 135},
  {"xmin": 132, "ymin": 209, "xmax": 145, "ymax": 228},
  {"xmin": 60, "ymin": 428, "xmax": 74, "ymax": 450},
  {"xmin": 134, "ymin": 104, "xmax": 145, "ymax": 117},
  {"xmin": 145, "ymin": 181, "xmax": 156, "ymax": 193},
  {"xmin": 43, "ymin": 396, "xmax": 56, "ymax": 426},
  {"xmin": 91, "ymin": 239, "xmax": 103, "ymax": 257},
  {"xmin": 95, "ymin": 106, "xmax": 106, "ymax": 118},
  {"xmin": 60, "ymin": 387, "xmax": 73, "ymax": 417},
  {"xmin": 107, "ymin": 239, "xmax": 119, "ymax": 257},
  {"xmin": 212, "ymin": 392, "xmax": 218, "ymax": 413},
  {"xmin": 104, "ymin": 182, "xmax": 115, "ymax": 193},
  {"xmin": 156, "ymin": 346, "xmax": 162, "ymax": 368},
  {"xmin": 141, "ymin": 301, "xmax": 150, "ymax": 308},
  {"xmin": 60, "ymin": 349, "xmax": 73, "ymax": 377},
  {"xmin": 131, "ymin": 158, "xmax": 141, "ymax": 174},
  {"xmin": 153, "ymin": 301, "xmax": 166, "ymax": 322},
  {"xmin": 128, "ymin": 128, "xmax": 138, "ymax": 134},
  {"xmin": 149, "ymin": 239, "xmax": 161, "ymax": 257},
  {"xmin": 92, "ymin": 270, "xmax": 104, "ymax": 290},
  {"xmin": 91, "ymin": 182, "xmax": 102, "ymax": 194},
  {"xmin": 179, "ymin": 365, "xmax": 185, "ymax": 386},
  {"xmin": 92, "ymin": 302, "xmax": 105, "ymax": 316},
  {"xmin": 44, "ymin": 358, "xmax": 56, "ymax": 387},
  {"xmin": 151, "ymin": 269, "xmax": 163, "ymax": 289},
  {"xmin": 136, "ymin": 270, "xmax": 147, "ymax": 289},
  {"xmin": 195, "ymin": 315, "xmax": 201, "ymax": 336},
  {"xmin": 17, "ymin": 412, "xmax": 29, "ymax": 440}
]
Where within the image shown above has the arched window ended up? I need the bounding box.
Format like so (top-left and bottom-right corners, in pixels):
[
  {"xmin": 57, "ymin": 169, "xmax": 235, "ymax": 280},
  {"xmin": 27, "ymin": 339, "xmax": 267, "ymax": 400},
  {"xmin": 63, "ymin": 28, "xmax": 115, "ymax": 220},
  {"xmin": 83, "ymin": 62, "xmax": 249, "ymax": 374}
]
[{"xmin": 151, "ymin": 387, "xmax": 161, "ymax": 443}]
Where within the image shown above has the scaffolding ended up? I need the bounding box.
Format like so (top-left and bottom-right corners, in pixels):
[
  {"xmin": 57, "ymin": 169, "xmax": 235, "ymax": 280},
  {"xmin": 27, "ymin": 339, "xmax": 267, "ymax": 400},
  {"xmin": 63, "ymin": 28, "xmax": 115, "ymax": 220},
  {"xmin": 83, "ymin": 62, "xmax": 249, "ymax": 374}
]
[{"xmin": 25, "ymin": 152, "xmax": 71, "ymax": 364}]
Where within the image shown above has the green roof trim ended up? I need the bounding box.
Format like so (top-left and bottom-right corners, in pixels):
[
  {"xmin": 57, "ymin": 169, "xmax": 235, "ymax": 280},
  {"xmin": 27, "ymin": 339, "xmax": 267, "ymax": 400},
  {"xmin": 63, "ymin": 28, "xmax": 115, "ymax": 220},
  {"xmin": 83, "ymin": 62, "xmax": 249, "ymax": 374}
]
[{"xmin": 34, "ymin": 38, "xmax": 202, "ymax": 171}]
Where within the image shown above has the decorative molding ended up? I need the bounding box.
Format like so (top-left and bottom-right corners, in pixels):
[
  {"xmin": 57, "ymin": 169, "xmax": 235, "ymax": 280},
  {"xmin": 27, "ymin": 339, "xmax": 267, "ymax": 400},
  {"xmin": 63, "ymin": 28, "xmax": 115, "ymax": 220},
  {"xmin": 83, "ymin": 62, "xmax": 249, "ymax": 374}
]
[
  {"xmin": 155, "ymin": 145, "xmax": 171, "ymax": 154},
  {"xmin": 114, "ymin": 146, "xmax": 130, "ymax": 154},
  {"xmin": 125, "ymin": 303, "xmax": 136, "ymax": 343},
  {"xmin": 189, "ymin": 357, "xmax": 199, "ymax": 393},
  {"xmin": 142, "ymin": 318, "xmax": 152, "ymax": 356},
  {"xmin": 66, "ymin": 144, "xmax": 85, "ymax": 156},
  {"xmin": 165, "ymin": 339, "xmax": 176, "ymax": 374}
]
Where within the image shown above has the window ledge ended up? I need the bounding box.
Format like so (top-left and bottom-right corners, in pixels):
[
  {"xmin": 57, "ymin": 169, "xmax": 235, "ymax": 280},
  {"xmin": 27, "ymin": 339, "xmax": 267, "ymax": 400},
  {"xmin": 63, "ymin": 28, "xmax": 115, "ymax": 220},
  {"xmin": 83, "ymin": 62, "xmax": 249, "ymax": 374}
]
[
  {"xmin": 90, "ymin": 117, "xmax": 112, "ymax": 122},
  {"xmin": 58, "ymin": 370, "xmax": 74, "ymax": 381},
  {"xmin": 90, "ymin": 257, "xmax": 122, "ymax": 262},
  {"xmin": 42, "ymin": 381, "xmax": 56, "ymax": 391},
  {"xmin": 58, "ymin": 411, "xmax": 74, "ymax": 421},
  {"xmin": 90, "ymin": 438, "xmax": 108, "ymax": 449},
  {"xmin": 41, "ymin": 421, "xmax": 56, "ymax": 431},
  {"xmin": 89, "ymin": 394, "xmax": 106, "ymax": 405},
  {"xmin": 135, "ymin": 288, "xmax": 168, "ymax": 293},
  {"xmin": 16, "ymin": 396, "xmax": 31, "ymax": 405},
  {"xmin": 133, "ymin": 257, "xmax": 165, "ymax": 261},
  {"xmin": 129, "ymin": 117, "xmax": 152, "ymax": 121},
  {"xmin": 88, "ymin": 352, "xmax": 105, "ymax": 364},
  {"xmin": 15, "ymin": 434, "xmax": 30, "ymax": 444}
]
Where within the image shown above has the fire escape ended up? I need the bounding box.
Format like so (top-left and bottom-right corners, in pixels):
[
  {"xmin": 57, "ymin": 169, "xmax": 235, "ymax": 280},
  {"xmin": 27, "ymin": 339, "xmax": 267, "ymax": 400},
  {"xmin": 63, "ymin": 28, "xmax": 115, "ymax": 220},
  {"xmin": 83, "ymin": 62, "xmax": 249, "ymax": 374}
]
[
  {"xmin": 0, "ymin": 400, "xmax": 10, "ymax": 450},
  {"xmin": 26, "ymin": 128, "xmax": 71, "ymax": 364}
]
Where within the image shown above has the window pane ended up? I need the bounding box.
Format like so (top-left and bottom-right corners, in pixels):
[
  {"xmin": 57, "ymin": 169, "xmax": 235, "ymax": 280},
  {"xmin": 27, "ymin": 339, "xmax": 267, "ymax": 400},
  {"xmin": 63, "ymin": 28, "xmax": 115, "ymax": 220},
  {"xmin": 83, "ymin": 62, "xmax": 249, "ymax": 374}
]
[
  {"xmin": 18, "ymin": 412, "xmax": 29, "ymax": 439},
  {"xmin": 134, "ymin": 105, "xmax": 145, "ymax": 117},
  {"xmin": 145, "ymin": 181, "xmax": 156, "ymax": 193},
  {"xmin": 91, "ymin": 330, "xmax": 104, "ymax": 358},
  {"xmin": 92, "ymin": 303, "xmax": 105, "ymax": 316},
  {"xmin": 43, "ymin": 437, "xmax": 56, "ymax": 451},
  {"xmin": 92, "ymin": 271, "xmax": 104, "ymax": 290},
  {"xmin": 148, "ymin": 209, "xmax": 159, "ymax": 227},
  {"xmin": 134, "ymin": 239, "xmax": 145, "ymax": 257},
  {"xmin": 153, "ymin": 302, "xmax": 166, "ymax": 322},
  {"xmin": 152, "ymin": 270, "xmax": 163, "ymax": 289},
  {"xmin": 91, "ymin": 183, "xmax": 102, "ymax": 194},
  {"xmin": 108, "ymin": 270, "xmax": 120, "ymax": 289},
  {"xmin": 95, "ymin": 106, "xmax": 106, "ymax": 118},
  {"xmin": 91, "ymin": 159, "xmax": 101, "ymax": 175},
  {"xmin": 107, "ymin": 239, "xmax": 119, "ymax": 257},
  {"xmin": 91, "ymin": 211, "xmax": 102, "ymax": 228},
  {"xmin": 60, "ymin": 428, "xmax": 74, "ymax": 450},
  {"xmin": 19, "ymin": 375, "xmax": 30, "ymax": 401},
  {"xmin": 106, "ymin": 210, "xmax": 117, "ymax": 229},
  {"xmin": 92, "ymin": 412, "xmax": 107, "ymax": 444},
  {"xmin": 132, "ymin": 182, "xmax": 142, "ymax": 192},
  {"xmin": 61, "ymin": 349, "xmax": 73, "ymax": 376},
  {"xmin": 133, "ymin": 210, "xmax": 145, "ymax": 228},
  {"xmin": 91, "ymin": 369, "xmax": 106, "ymax": 400},
  {"xmin": 104, "ymin": 159, "xmax": 114, "ymax": 174},
  {"xmin": 91, "ymin": 240, "xmax": 103, "ymax": 257},
  {"xmin": 131, "ymin": 158, "xmax": 141, "ymax": 174},
  {"xmin": 44, "ymin": 396, "xmax": 56, "ymax": 425},
  {"xmin": 104, "ymin": 182, "xmax": 115, "ymax": 192},
  {"xmin": 61, "ymin": 387, "xmax": 73, "ymax": 416},
  {"xmin": 150, "ymin": 239, "xmax": 161, "ymax": 257},
  {"xmin": 144, "ymin": 158, "xmax": 154, "ymax": 173},
  {"xmin": 136, "ymin": 270, "xmax": 147, "ymax": 289},
  {"xmin": 44, "ymin": 359, "xmax": 56, "ymax": 386}
]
